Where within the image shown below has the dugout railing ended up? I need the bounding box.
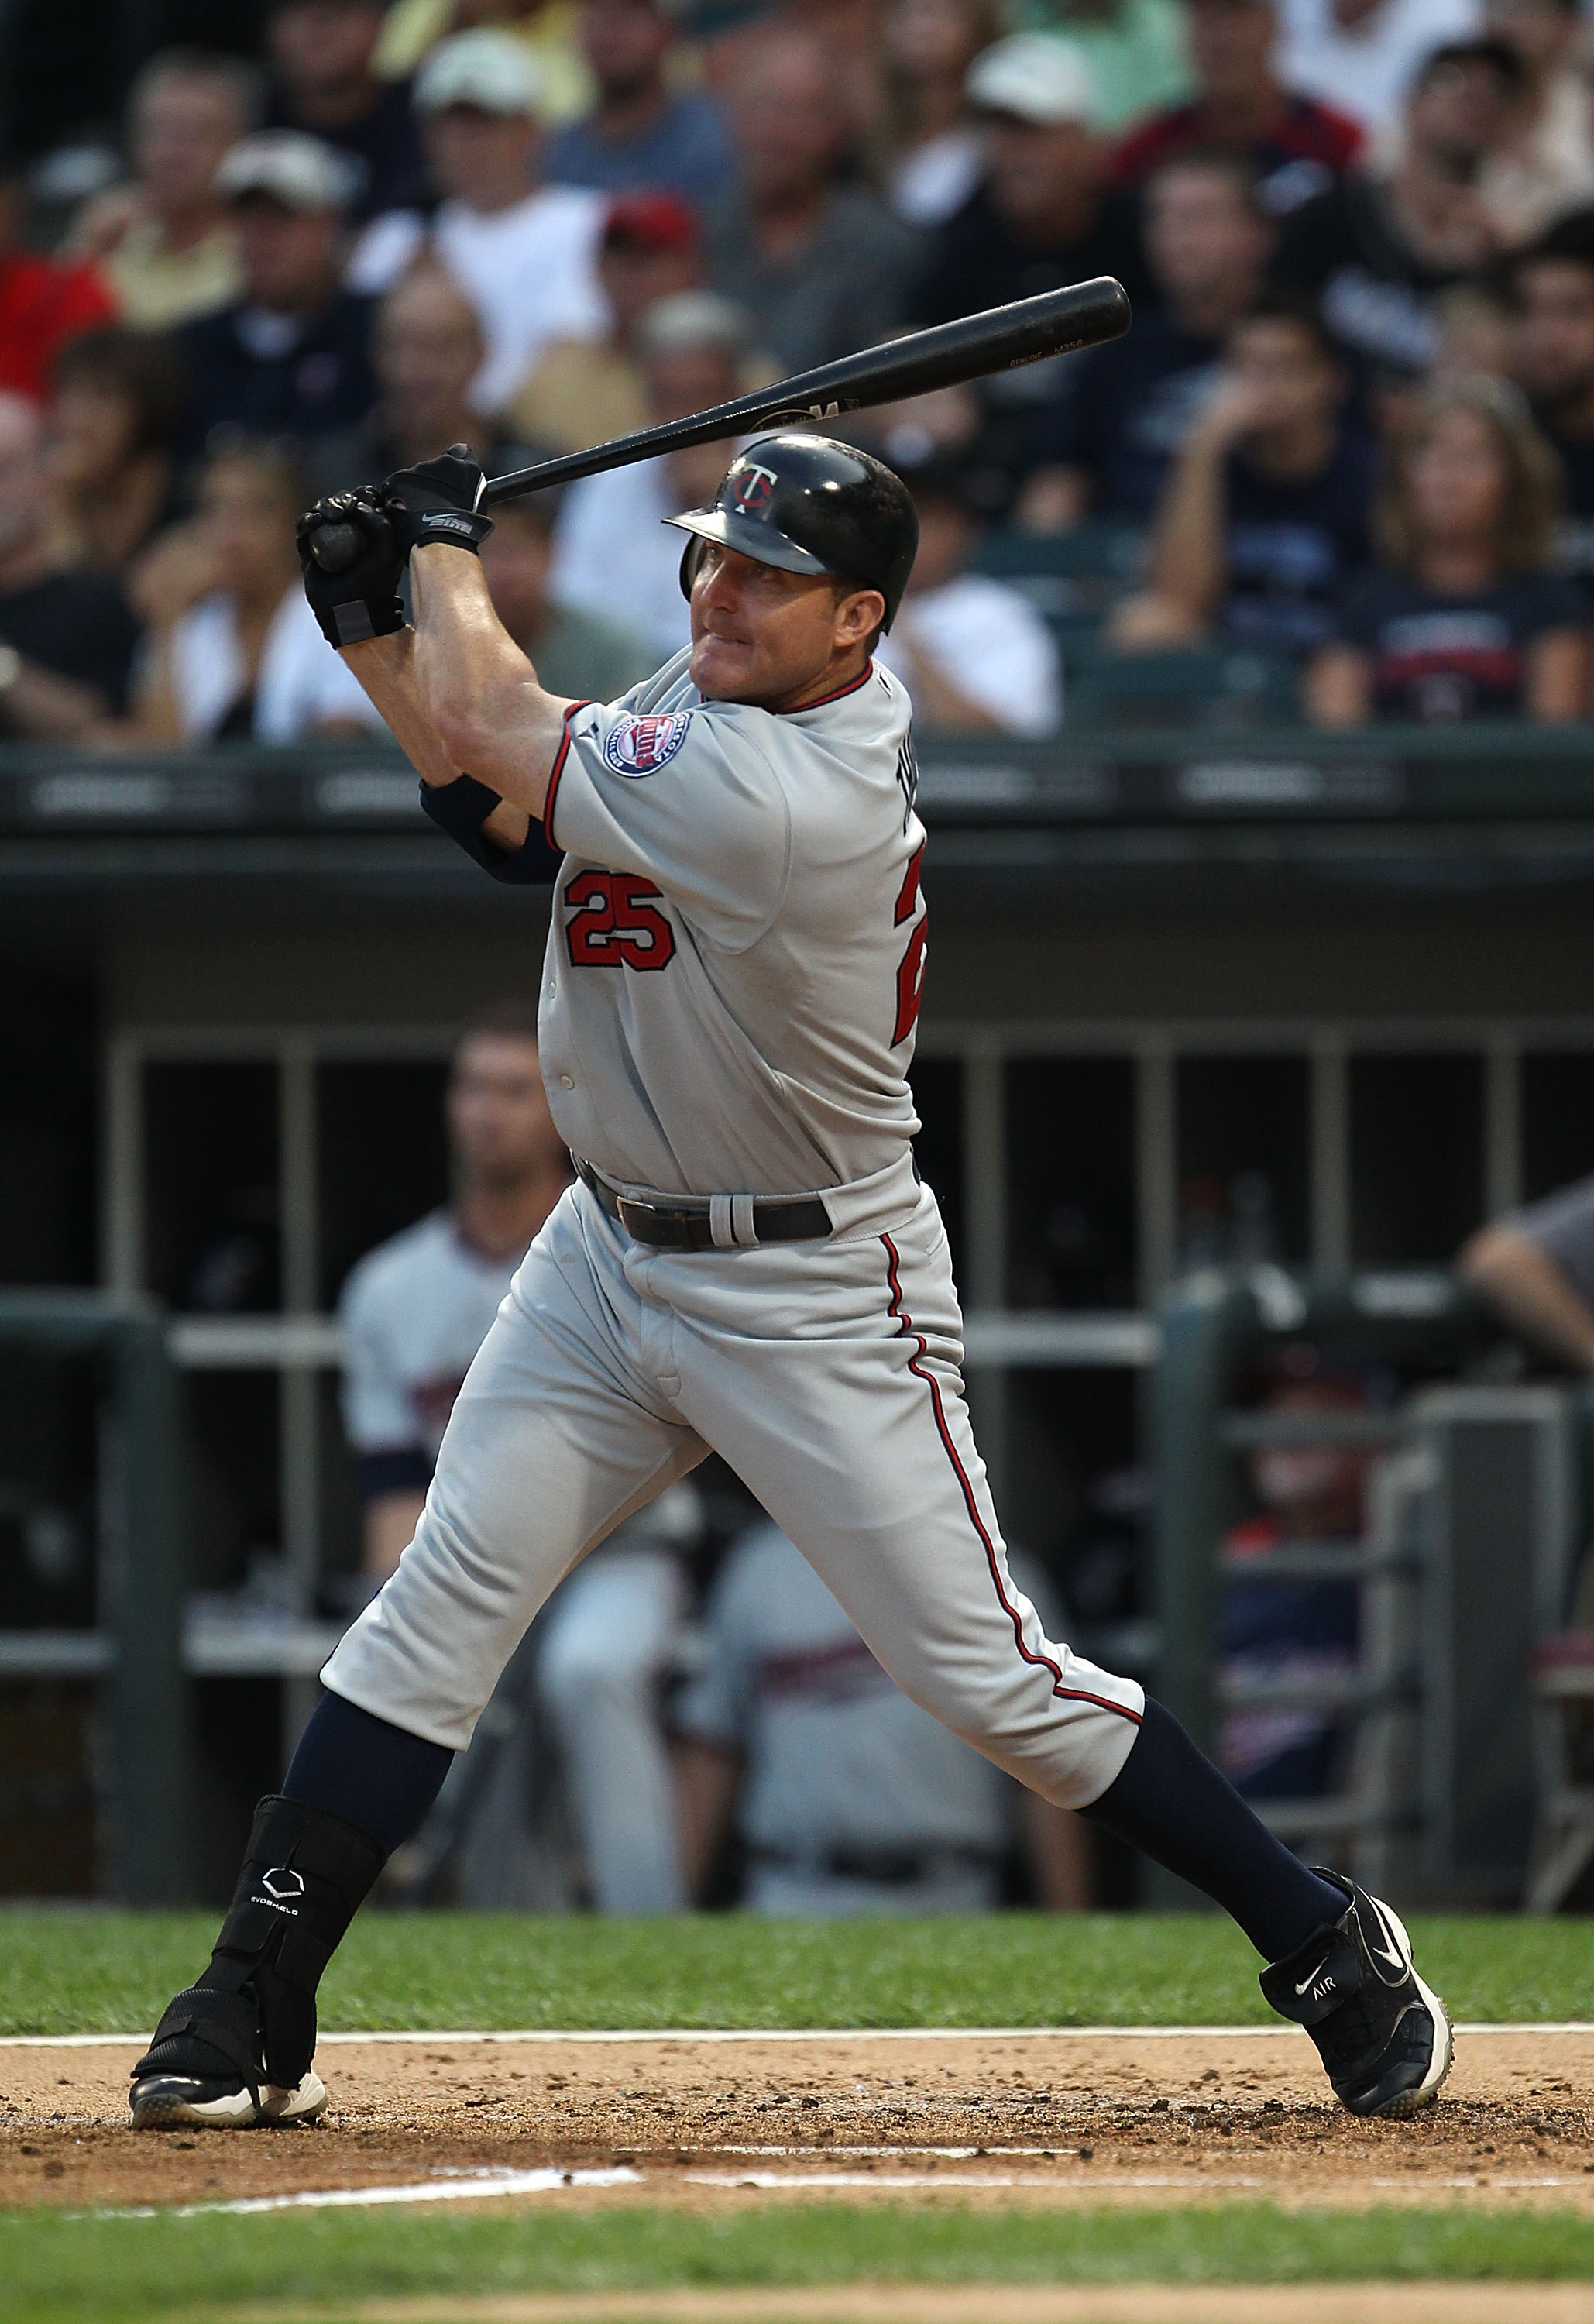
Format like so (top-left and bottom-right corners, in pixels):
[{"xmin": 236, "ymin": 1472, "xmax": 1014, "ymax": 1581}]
[
  {"xmin": 0, "ymin": 1292, "xmax": 194, "ymax": 1900},
  {"xmin": 1148, "ymin": 1267, "xmax": 1594, "ymax": 1909}
]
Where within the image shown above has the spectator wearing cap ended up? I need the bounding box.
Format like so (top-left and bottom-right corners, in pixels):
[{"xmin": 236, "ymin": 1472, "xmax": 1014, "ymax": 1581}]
[
  {"xmin": 1005, "ymin": 0, "xmax": 1194, "ymax": 132},
  {"xmin": 175, "ymin": 132, "xmax": 379, "ymax": 455},
  {"xmin": 0, "ymin": 147, "xmax": 116, "ymax": 407},
  {"xmin": 350, "ymin": 29, "xmax": 607, "ymax": 416},
  {"xmin": 912, "ymin": 36, "xmax": 1147, "ymax": 332},
  {"xmin": 1278, "ymin": 0, "xmax": 1482, "ymax": 140},
  {"xmin": 305, "ymin": 260, "xmax": 539, "ymax": 500},
  {"xmin": 129, "ymin": 437, "xmax": 387, "ymax": 744},
  {"xmin": 1111, "ymin": 0, "xmax": 1363, "ymax": 217},
  {"xmin": 703, "ymin": 28, "xmax": 919, "ymax": 374},
  {"xmin": 548, "ymin": 289, "xmax": 753, "ymax": 655},
  {"xmin": 480, "ymin": 490, "xmax": 657, "ymax": 700},
  {"xmin": 265, "ymin": 0, "xmax": 431, "ymax": 221},
  {"xmin": 65, "ymin": 50, "xmax": 256, "ymax": 332},
  {"xmin": 876, "ymin": 0, "xmax": 1003, "ymax": 229},
  {"xmin": 46, "ymin": 330, "xmax": 185, "ymax": 577},
  {"xmin": 506, "ymin": 191, "xmax": 703, "ymax": 450},
  {"xmin": 876, "ymin": 456, "xmax": 1062, "ymax": 734},
  {"xmin": 1021, "ymin": 150, "xmax": 1273, "ymax": 530},
  {"xmin": 0, "ymin": 394, "xmax": 140, "ymax": 742},
  {"xmin": 1272, "ymin": 41, "xmax": 1521, "ymax": 387},
  {"xmin": 373, "ymin": 1, "xmax": 596, "ymax": 125},
  {"xmin": 545, "ymin": 0, "xmax": 733, "ymax": 203}
]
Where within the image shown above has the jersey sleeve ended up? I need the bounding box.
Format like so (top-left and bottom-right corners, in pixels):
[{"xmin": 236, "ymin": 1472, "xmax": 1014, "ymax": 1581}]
[
  {"xmin": 1510, "ymin": 1173, "xmax": 1594, "ymax": 1305},
  {"xmin": 545, "ymin": 697, "xmax": 792, "ymax": 949}
]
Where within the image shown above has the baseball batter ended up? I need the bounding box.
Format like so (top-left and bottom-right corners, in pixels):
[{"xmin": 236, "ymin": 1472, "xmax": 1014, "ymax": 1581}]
[{"xmin": 129, "ymin": 432, "xmax": 1450, "ymax": 2133}]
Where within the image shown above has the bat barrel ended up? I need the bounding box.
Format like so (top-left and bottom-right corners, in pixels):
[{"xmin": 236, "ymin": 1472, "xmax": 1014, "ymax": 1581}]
[
  {"xmin": 479, "ymin": 275, "xmax": 1130, "ymax": 509},
  {"xmin": 306, "ymin": 276, "xmax": 1132, "ymax": 571}
]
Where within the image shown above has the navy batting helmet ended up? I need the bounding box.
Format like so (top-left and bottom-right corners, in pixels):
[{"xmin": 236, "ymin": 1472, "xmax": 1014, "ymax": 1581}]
[{"xmin": 665, "ymin": 432, "xmax": 919, "ymax": 631}]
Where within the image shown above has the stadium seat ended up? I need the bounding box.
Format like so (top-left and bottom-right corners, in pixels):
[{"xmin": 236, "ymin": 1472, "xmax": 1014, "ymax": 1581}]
[
  {"xmin": 972, "ymin": 523, "xmax": 1146, "ymax": 634},
  {"xmin": 1065, "ymin": 644, "xmax": 1301, "ymax": 730}
]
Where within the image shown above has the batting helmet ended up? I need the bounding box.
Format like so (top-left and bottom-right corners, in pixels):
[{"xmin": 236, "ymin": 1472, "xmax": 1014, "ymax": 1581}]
[{"xmin": 665, "ymin": 433, "xmax": 919, "ymax": 631}]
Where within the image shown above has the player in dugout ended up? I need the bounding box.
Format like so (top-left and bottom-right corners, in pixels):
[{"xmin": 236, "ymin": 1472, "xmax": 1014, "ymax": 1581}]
[{"xmin": 126, "ymin": 430, "xmax": 1451, "ymax": 2133}]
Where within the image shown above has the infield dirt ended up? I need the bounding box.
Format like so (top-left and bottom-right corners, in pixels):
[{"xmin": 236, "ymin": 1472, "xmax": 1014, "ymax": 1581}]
[{"xmin": 2, "ymin": 2028, "xmax": 1591, "ymax": 2215}]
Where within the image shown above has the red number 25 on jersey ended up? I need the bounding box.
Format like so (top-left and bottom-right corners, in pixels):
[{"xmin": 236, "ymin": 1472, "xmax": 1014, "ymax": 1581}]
[{"xmin": 564, "ymin": 870, "xmax": 678, "ymax": 971}]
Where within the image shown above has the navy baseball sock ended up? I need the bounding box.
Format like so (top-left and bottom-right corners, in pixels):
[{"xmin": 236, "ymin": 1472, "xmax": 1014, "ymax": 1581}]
[
  {"xmin": 1080, "ymin": 1697, "xmax": 1347, "ymax": 1962},
  {"xmin": 282, "ymin": 1693, "xmax": 453, "ymax": 1857}
]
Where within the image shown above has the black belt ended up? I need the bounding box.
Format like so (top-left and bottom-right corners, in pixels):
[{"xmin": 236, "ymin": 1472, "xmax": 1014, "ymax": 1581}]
[{"xmin": 572, "ymin": 1153, "xmax": 832, "ymax": 1251}]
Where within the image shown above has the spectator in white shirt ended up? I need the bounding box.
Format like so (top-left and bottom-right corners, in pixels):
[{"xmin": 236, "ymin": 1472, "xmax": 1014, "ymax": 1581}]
[
  {"xmin": 549, "ymin": 289, "xmax": 755, "ymax": 658},
  {"xmin": 1279, "ymin": 0, "xmax": 1482, "ymax": 138},
  {"xmin": 1476, "ymin": 0, "xmax": 1594, "ymax": 245},
  {"xmin": 876, "ymin": 452, "xmax": 1063, "ymax": 735},
  {"xmin": 349, "ymin": 29, "xmax": 606, "ymax": 416},
  {"xmin": 129, "ymin": 438, "xmax": 386, "ymax": 743}
]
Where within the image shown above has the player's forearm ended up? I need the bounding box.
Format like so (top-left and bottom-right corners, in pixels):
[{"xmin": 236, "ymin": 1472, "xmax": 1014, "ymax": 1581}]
[
  {"xmin": 1459, "ymin": 1226, "xmax": 1594, "ymax": 1370},
  {"xmin": 338, "ymin": 627, "xmax": 462, "ymax": 787},
  {"xmin": 409, "ymin": 545, "xmax": 572, "ymax": 816}
]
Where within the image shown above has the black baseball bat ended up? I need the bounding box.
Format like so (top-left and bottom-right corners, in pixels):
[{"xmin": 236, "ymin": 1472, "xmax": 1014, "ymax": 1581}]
[{"xmin": 307, "ymin": 274, "xmax": 1131, "ymax": 573}]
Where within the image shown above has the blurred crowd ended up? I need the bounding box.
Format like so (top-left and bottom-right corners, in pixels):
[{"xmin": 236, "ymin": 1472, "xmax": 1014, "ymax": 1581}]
[{"xmin": 12, "ymin": 0, "xmax": 1594, "ymax": 739}]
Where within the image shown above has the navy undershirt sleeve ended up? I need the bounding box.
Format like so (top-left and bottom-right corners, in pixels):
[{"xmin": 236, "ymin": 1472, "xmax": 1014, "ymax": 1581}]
[
  {"xmin": 359, "ymin": 1448, "xmax": 434, "ymax": 1501},
  {"xmin": 421, "ymin": 773, "xmax": 562, "ymax": 885}
]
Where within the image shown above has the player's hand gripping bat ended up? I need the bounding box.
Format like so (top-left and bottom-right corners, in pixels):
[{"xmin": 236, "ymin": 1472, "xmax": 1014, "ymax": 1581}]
[{"xmin": 305, "ymin": 275, "xmax": 1132, "ymax": 576}]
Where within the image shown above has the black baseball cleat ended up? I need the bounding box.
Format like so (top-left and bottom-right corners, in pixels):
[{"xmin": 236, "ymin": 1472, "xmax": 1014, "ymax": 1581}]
[
  {"xmin": 1259, "ymin": 1872, "xmax": 1452, "ymax": 2119},
  {"xmin": 129, "ymin": 1985, "xmax": 326, "ymax": 2130},
  {"xmin": 129, "ymin": 2066, "xmax": 327, "ymax": 2130}
]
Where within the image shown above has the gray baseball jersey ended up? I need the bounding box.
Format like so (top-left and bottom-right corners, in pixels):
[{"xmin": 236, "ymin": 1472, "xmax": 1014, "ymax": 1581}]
[
  {"xmin": 1509, "ymin": 1173, "xmax": 1594, "ymax": 1305},
  {"xmin": 339, "ymin": 1210, "xmax": 520, "ymax": 1465},
  {"xmin": 537, "ymin": 647, "xmax": 926, "ymax": 1198}
]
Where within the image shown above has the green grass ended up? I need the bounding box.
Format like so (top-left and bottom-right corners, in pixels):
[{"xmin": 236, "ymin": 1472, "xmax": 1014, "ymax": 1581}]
[
  {"xmin": 6, "ymin": 2202, "xmax": 1594, "ymax": 2322},
  {"xmin": 0, "ymin": 1910, "xmax": 1589, "ymax": 2037}
]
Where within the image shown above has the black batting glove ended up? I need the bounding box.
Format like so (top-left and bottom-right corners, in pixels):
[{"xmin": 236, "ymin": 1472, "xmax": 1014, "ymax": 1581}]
[
  {"xmin": 383, "ymin": 443, "xmax": 493, "ymax": 556},
  {"xmin": 297, "ymin": 490, "xmax": 406, "ymax": 648}
]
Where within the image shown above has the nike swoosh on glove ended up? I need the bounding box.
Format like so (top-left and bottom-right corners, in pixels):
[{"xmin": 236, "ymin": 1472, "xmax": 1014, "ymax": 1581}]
[
  {"xmin": 297, "ymin": 490, "xmax": 407, "ymax": 649},
  {"xmin": 383, "ymin": 444, "xmax": 494, "ymax": 556}
]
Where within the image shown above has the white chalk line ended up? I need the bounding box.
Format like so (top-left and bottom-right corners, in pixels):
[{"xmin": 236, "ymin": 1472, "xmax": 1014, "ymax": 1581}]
[
  {"xmin": 81, "ymin": 2160, "xmax": 1594, "ymax": 2226},
  {"xmin": 7, "ymin": 2022, "xmax": 1592, "ymax": 2049},
  {"xmin": 91, "ymin": 2165, "xmax": 639, "ymax": 2221}
]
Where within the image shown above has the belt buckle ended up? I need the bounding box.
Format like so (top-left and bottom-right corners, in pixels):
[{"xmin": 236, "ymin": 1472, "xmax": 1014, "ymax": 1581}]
[{"xmin": 617, "ymin": 1195, "xmax": 694, "ymax": 1250}]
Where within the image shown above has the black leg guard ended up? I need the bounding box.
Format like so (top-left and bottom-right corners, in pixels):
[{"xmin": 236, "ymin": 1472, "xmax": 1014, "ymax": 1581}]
[{"xmin": 132, "ymin": 1796, "xmax": 385, "ymax": 2097}]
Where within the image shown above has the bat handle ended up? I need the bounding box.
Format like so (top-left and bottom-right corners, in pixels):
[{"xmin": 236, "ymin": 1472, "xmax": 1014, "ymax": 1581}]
[{"xmin": 308, "ymin": 520, "xmax": 363, "ymax": 575}]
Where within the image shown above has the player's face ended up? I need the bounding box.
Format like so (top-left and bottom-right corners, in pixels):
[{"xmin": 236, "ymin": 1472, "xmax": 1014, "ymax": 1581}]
[
  {"xmin": 447, "ymin": 1035, "xmax": 562, "ymax": 1188},
  {"xmin": 688, "ymin": 542, "xmax": 885, "ymax": 710}
]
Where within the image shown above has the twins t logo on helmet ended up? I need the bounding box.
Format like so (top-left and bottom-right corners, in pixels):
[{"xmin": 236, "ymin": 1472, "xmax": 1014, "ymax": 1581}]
[
  {"xmin": 603, "ymin": 712, "xmax": 693, "ymax": 777},
  {"xmin": 730, "ymin": 462, "xmax": 778, "ymax": 513}
]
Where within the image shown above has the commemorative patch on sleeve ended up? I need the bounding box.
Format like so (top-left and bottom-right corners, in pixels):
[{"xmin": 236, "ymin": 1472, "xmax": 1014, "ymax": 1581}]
[{"xmin": 601, "ymin": 710, "xmax": 693, "ymax": 777}]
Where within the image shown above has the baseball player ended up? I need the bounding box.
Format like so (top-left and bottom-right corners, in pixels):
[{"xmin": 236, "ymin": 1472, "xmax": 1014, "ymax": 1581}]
[{"xmin": 129, "ymin": 432, "xmax": 1450, "ymax": 2131}]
